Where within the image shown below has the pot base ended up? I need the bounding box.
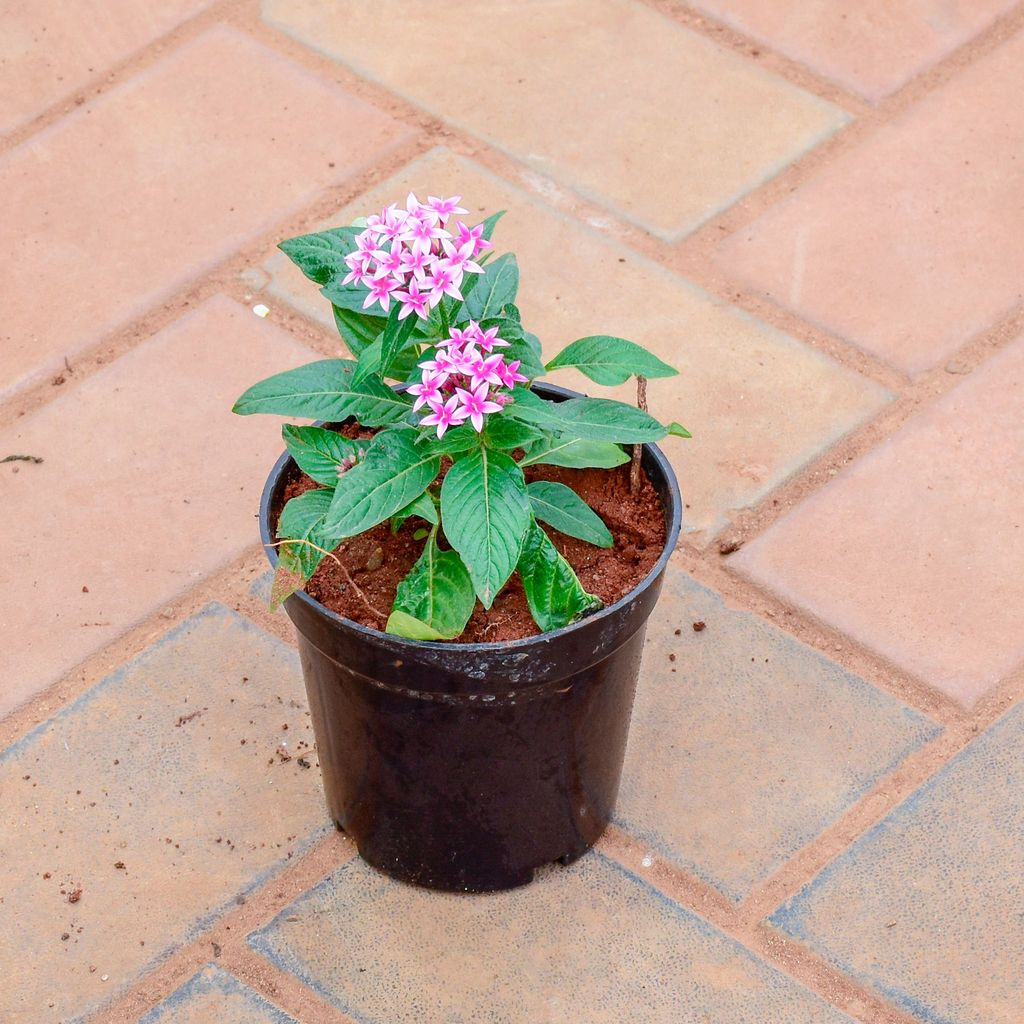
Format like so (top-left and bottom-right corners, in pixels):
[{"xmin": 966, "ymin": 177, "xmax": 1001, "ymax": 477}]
[{"xmin": 336, "ymin": 820, "xmax": 600, "ymax": 893}]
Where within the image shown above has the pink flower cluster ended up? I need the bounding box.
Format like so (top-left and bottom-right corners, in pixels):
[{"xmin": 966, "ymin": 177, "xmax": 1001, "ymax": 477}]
[
  {"xmin": 409, "ymin": 321, "xmax": 529, "ymax": 437},
  {"xmin": 343, "ymin": 193, "xmax": 492, "ymax": 321}
]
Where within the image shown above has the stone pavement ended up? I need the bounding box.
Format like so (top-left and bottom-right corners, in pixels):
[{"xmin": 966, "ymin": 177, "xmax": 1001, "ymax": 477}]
[{"xmin": 2, "ymin": 2, "xmax": 1022, "ymax": 1021}]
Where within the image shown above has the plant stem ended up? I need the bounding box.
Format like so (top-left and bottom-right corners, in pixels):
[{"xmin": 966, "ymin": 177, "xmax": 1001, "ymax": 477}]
[
  {"xmin": 630, "ymin": 375, "xmax": 647, "ymax": 494},
  {"xmin": 438, "ymin": 298, "xmax": 450, "ymax": 338}
]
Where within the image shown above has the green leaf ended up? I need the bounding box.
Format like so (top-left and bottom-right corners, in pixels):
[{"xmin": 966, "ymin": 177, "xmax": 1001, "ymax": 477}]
[
  {"xmin": 282, "ymin": 425, "xmax": 362, "ymax": 486},
  {"xmin": 332, "ymin": 305, "xmax": 385, "ymax": 358},
  {"xmin": 458, "ymin": 253, "xmax": 519, "ymax": 323},
  {"xmin": 517, "ymin": 521, "xmax": 602, "ymax": 632},
  {"xmin": 352, "ymin": 326, "xmax": 421, "ymax": 384},
  {"xmin": 668, "ymin": 421, "xmax": 692, "ymax": 439},
  {"xmin": 518, "ymin": 434, "xmax": 630, "ymax": 469},
  {"xmin": 507, "ymin": 391, "xmax": 668, "ymax": 444},
  {"xmin": 232, "ymin": 360, "xmax": 411, "ymax": 427},
  {"xmin": 321, "ymin": 278, "xmax": 373, "ymax": 313},
  {"xmin": 484, "ymin": 416, "xmax": 543, "ymax": 450},
  {"xmin": 357, "ymin": 304, "xmax": 418, "ymax": 385},
  {"xmin": 278, "ymin": 226, "xmax": 359, "ymax": 285},
  {"xmin": 277, "ymin": 487, "xmax": 336, "ymax": 580},
  {"xmin": 522, "ymin": 329, "xmax": 543, "ymax": 359},
  {"xmin": 545, "ymin": 336, "xmax": 678, "ymax": 386},
  {"xmin": 440, "ymin": 447, "xmax": 530, "ymax": 608},
  {"xmin": 385, "ymin": 533, "xmax": 476, "ymax": 641},
  {"xmin": 324, "ymin": 429, "xmax": 441, "ymax": 538},
  {"xmin": 415, "ymin": 423, "xmax": 482, "ymax": 456},
  {"xmin": 527, "ymin": 481, "xmax": 613, "ymax": 548},
  {"xmin": 391, "ymin": 491, "xmax": 438, "ymax": 533}
]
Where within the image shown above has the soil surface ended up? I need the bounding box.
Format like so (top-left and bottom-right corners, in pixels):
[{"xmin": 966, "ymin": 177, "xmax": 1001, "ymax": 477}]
[{"xmin": 275, "ymin": 428, "xmax": 667, "ymax": 643}]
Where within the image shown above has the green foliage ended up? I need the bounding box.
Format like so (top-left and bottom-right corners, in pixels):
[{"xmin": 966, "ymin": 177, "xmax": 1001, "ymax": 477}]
[
  {"xmin": 282, "ymin": 425, "xmax": 361, "ymax": 486},
  {"xmin": 385, "ymin": 530, "xmax": 476, "ymax": 640},
  {"xmin": 545, "ymin": 335, "xmax": 678, "ymax": 386},
  {"xmin": 232, "ymin": 360, "xmax": 410, "ymax": 426},
  {"xmin": 517, "ymin": 520, "xmax": 603, "ymax": 631},
  {"xmin": 278, "ymin": 227, "xmax": 360, "ymax": 285},
  {"xmin": 237, "ymin": 206, "xmax": 691, "ymax": 639},
  {"xmin": 527, "ymin": 481, "xmax": 613, "ymax": 547},
  {"xmin": 440, "ymin": 447, "xmax": 531, "ymax": 608},
  {"xmin": 276, "ymin": 487, "xmax": 335, "ymax": 581},
  {"xmin": 324, "ymin": 430, "xmax": 441, "ymax": 538},
  {"xmin": 518, "ymin": 434, "xmax": 630, "ymax": 469}
]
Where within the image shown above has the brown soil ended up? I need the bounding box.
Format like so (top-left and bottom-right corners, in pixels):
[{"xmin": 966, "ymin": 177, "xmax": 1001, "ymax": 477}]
[{"xmin": 275, "ymin": 429, "xmax": 667, "ymax": 642}]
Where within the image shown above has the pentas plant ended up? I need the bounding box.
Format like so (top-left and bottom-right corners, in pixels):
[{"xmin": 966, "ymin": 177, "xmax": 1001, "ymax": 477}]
[{"xmin": 234, "ymin": 194, "xmax": 690, "ymax": 641}]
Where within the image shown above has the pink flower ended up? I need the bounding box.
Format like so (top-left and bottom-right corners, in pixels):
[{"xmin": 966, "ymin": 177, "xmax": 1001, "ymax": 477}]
[
  {"xmin": 354, "ymin": 228, "xmax": 378, "ymax": 254},
  {"xmin": 402, "ymin": 214, "xmax": 444, "ymax": 255},
  {"xmin": 441, "ymin": 238, "xmax": 483, "ymax": 275},
  {"xmin": 420, "ymin": 394, "xmax": 468, "ymax": 438},
  {"xmin": 452, "ymin": 220, "xmax": 493, "ymax": 257},
  {"xmin": 475, "ymin": 325, "xmax": 508, "ymax": 352},
  {"xmin": 399, "ymin": 246, "xmax": 432, "ymax": 280},
  {"xmin": 394, "ymin": 279, "xmax": 432, "ymax": 320},
  {"xmin": 455, "ymin": 381, "xmax": 503, "ymax": 432},
  {"xmin": 466, "ymin": 351, "xmax": 505, "ymax": 388},
  {"xmin": 497, "ymin": 359, "xmax": 528, "ymax": 389},
  {"xmin": 371, "ymin": 244, "xmax": 404, "ymax": 277},
  {"xmin": 440, "ymin": 325, "xmax": 477, "ymax": 349},
  {"xmin": 427, "ymin": 194, "xmax": 468, "ymax": 220},
  {"xmin": 407, "ymin": 372, "xmax": 445, "ymax": 412},
  {"xmin": 418, "ymin": 347, "xmax": 461, "ymax": 383},
  {"xmin": 363, "ymin": 273, "xmax": 399, "ymax": 313},
  {"xmin": 424, "ymin": 264, "xmax": 463, "ymax": 305},
  {"xmin": 343, "ymin": 250, "xmax": 372, "ymax": 286}
]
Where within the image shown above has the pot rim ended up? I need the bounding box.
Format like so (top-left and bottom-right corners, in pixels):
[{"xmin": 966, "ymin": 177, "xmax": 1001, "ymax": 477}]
[{"xmin": 258, "ymin": 382, "xmax": 682, "ymax": 653}]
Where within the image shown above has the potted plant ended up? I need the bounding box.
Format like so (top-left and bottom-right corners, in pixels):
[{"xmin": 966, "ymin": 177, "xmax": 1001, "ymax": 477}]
[{"xmin": 234, "ymin": 194, "xmax": 688, "ymax": 891}]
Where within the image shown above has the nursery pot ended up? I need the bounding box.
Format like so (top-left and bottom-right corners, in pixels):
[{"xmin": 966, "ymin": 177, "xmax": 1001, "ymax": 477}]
[{"xmin": 259, "ymin": 383, "xmax": 682, "ymax": 892}]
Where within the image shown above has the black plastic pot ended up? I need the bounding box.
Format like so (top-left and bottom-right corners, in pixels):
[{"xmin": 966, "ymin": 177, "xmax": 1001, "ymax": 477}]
[{"xmin": 259, "ymin": 383, "xmax": 682, "ymax": 892}]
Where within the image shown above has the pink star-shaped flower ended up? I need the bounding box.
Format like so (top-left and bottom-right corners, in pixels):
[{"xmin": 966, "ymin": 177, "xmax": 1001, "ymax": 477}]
[
  {"xmin": 475, "ymin": 325, "xmax": 508, "ymax": 352},
  {"xmin": 425, "ymin": 264, "xmax": 463, "ymax": 305},
  {"xmin": 440, "ymin": 238, "xmax": 484, "ymax": 276},
  {"xmin": 394, "ymin": 279, "xmax": 432, "ymax": 320},
  {"xmin": 418, "ymin": 347, "xmax": 461, "ymax": 383},
  {"xmin": 363, "ymin": 273, "xmax": 400, "ymax": 313},
  {"xmin": 452, "ymin": 220, "xmax": 494, "ymax": 258},
  {"xmin": 407, "ymin": 371, "xmax": 446, "ymax": 412},
  {"xmin": 497, "ymin": 358, "xmax": 528, "ymax": 389},
  {"xmin": 427, "ymin": 194, "xmax": 468, "ymax": 220},
  {"xmin": 402, "ymin": 214, "xmax": 445, "ymax": 255},
  {"xmin": 371, "ymin": 243, "xmax": 405, "ymax": 277},
  {"xmin": 419, "ymin": 394, "xmax": 468, "ymax": 438},
  {"xmin": 399, "ymin": 246, "xmax": 432, "ymax": 280},
  {"xmin": 455, "ymin": 381, "xmax": 504, "ymax": 433}
]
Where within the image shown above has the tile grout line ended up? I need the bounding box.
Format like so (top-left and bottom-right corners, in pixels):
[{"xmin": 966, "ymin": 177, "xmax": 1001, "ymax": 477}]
[
  {"xmin": 598, "ymin": 826, "xmax": 920, "ymax": 1024},
  {"xmin": 83, "ymin": 831, "xmax": 359, "ymax": 1024}
]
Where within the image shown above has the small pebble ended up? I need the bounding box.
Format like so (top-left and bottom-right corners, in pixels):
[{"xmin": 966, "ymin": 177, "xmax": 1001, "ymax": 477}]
[
  {"xmin": 692, "ymin": 621, "xmax": 706, "ymax": 632},
  {"xmin": 252, "ymin": 303, "xmax": 270, "ymax": 318}
]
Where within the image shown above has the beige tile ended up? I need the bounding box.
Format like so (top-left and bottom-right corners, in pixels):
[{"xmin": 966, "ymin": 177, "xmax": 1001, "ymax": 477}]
[
  {"xmin": 690, "ymin": 0, "xmax": 1017, "ymax": 101},
  {"xmin": 0, "ymin": 0, "xmax": 212, "ymax": 134},
  {"xmin": 250, "ymin": 853, "xmax": 851, "ymax": 1023},
  {"xmin": 0, "ymin": 25, "xmax": 412, "ymax": 396},
  {"xmin": 716, "ymin": 31, "xmax": 1024, "ymax": 376},
  {"xmin": 0, "ymin": 604, "xmax": 325, "ymax": 1024},
  {"xmin": 262, "ymin": 0, "xmax": 846, "ymax": 239},
  {"xmin": 0, "ymin": 296, "xmax": 316, "ymax": 718},
  {"xmin": 617, "ymin": 568, "xmax": 938, "ymax": 901},
  {"xmin": 254, "ymin": 148, "xmax": 889, "ymax": 539},
  {"xmin": 733, "ymin": 336, "xmax": 1024, "ymax": 707}
]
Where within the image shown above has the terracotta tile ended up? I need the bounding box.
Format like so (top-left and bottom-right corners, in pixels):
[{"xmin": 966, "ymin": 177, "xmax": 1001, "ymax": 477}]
[
  {"xmin": 252, "ymin": 147, "xmax": 889, "ymax": 539},
  {"xmin": 690, "ymin": 0, "xmax": 1017, "ymax": 101},
  {"xmin": 617, "ymin": 568, "xmax": 939, "ymax": 901},
  {"xmin": 0, "ymin": 604, "xmax": 325, "ymax": 1024},
  {"xmin": 0, "ymin": 25, "xmax": 411, "ymax": 396},
  {"xmin": 771, "ymin": 702, "xmax": 1024, "ymax": 1023},
  {"xmin": 0, "ymin": 296, "xmax": 316, "ymax": 719},
  {"xmin": 140, "ymin": 964, "xmax": 298, "ymax": 1024},
  {"xmin": 0, "ymin": 0, "xmax": 212, "ymax": 135},
  {"xmin": 262, "ymin": 0, "xmax": 846, "ymax": 240},
  {"xmin": 250, "ymin": 853, "xmax": 852, "ymax": 1023},
  {"xmin": 716, "ymin": 33, "xmax": 1024, "ymax": 376},
  {"xmin": 732, "ymin": 336, "xmax": 1024, "ymax": 707}
]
